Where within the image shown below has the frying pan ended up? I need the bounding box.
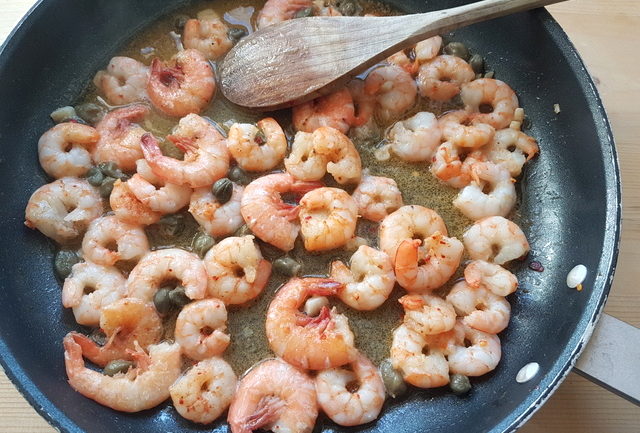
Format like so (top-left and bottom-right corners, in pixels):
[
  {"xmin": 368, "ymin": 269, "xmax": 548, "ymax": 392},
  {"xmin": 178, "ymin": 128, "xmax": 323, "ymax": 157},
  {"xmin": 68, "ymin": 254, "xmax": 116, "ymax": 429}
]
[{"xmin": 0, "ymin": 0, "xmax": 626, "ymax": 432}]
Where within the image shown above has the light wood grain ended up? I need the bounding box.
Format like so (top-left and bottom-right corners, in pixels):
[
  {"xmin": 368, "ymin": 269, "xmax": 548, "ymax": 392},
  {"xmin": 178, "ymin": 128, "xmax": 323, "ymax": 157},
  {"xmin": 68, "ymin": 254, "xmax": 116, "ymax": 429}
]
[{"xmin": 1, "ymin": 0, "xmax": 638, "ymax": 432}]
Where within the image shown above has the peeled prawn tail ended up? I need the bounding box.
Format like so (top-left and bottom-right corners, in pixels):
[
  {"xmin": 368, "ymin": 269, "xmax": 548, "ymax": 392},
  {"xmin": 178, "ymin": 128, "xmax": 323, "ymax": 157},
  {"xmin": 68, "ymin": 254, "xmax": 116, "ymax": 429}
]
[
  {"xmin": 304, "ymin": 277, "xmax": 344, "ymax": 297},
  {"xmin": 166, "ymin": 134, "xmax": 198, "ymax": 153},
  {"xmin": 63, "ymin": 333, "xmax": 86, "ymax": 376},
  {"xmin": 140, "ymin": 133, "xmax": 163, "ymax": 160},
  {"xmin": 69, "ymin": 332, "xmax": 114, "ymax": 367},
  {"xmin": 398, "ymin": 294, "xmax": 426, "ymax": 311},
  {"xmin": 394, "ymin": 239, "xmax": 420, "ymax": 281},
  {"xmin": 240, "ymin": 395, "xmax": 286, "ymax": 433}
]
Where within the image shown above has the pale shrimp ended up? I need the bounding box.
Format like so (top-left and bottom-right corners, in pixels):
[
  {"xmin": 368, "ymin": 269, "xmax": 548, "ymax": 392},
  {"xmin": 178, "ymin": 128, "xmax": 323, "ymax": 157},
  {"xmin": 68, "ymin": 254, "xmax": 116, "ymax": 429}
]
[
  {"xmin": 387, "ymin": 50, "xmax": 419, "ymax": 76},
  {"xmin": 227, "ymin": 118, "xmax": 287, "ymax": 172},
  {"xmin": 81, "ymin": 215, "xmax": 149, "ymax": 266},
  {"xmin": 430, "ymin": 142, "xmax": 484, "ymax": 188},
  {"xmin": 390, "ymin": 324, "xmax": 450, "ymax": 388},
  {"xmin": 386, "ymin": 36, "xmax": 442, "ymax": 77},
  {"xmin": 461, "ymin": 78, "xmax": 519, "ymax": 129},
  {"xmin": 346, "ymin": 78, "xmax": 375, "ymax": 127},
  {"xmin": 68, "ymin": 298, "xmax": 163, "ymax": 367},
  {"xmin": 292, "ymin": 87, "xmax": 355, "ymax": 134},
  {"xmin": 227, "ymin": 358, "xmax": 317, "ymax": 433},
  {"xmin": 183, "ymin": 10, "xmax": 233, "ymax": 60},
  {"xmin": 24, "ymin": 177, "xmax": 102, "ymax": 244},
  {"xmin": 439, "ymin": 110, "xmax": 495, "ymax": 148},
  {"xmin": 93, "ymin": 57, "xmax": 149, "ymax": 105},
  {"xmin": 64, "ymin": 335, "xmax": 181, "ymax": 412},
  {"xmin": 189, "ymin": 183, "xmax": 244, "ymax": 237},
  {"xmin": 378, "ymin": 205, "xmax": 447, "ymax": 262},
  {"xmin": 93, "ymin": 104, "xmax": 149, "ymax": 172},
  {"xmin": 394, "ymin": 234, "xmax": 463, "ymax": 292},
  {"xmin": 109, "ymin": 179, "xmax": 162, "ymax": 226},
  {"xmin": 464, "ymin": 259, "xmax": 518, "ymax": 296},
  {"xmin": 387, "ymin": 111, "xmax": 441, "ymax": 162},
  {"xmin": 38, "ymin": 123, "xmax": 99, "ymax": 178},
  {"xmin": 417, "ymin": 55, "xmax": 475, "ymax": 101},
  {"xmin": 240, "ymin": 173, "xmax": 321, "ymax": 251},
  {"xmin": 127, "ymin": 248, "xmax": 207, "ymax": 302},
  {"xmin": 415, "ymin": 36, "xmax": 443, "ymax": 63},
  {"xmin": 61, "ymin": 262, "xmax": 126, "ymax": 327},
  {"xmin": 330, "ymin": 245, "xmax": 395, "ymax": 311},
  {"xmin": 265, "ymin": 278, "xmax": 356, "ymax": 370},
  {"xmin": 463, "ymin": 216, "xmax": 530, "ymax": 265},
  {"xmin": 299, "ymin": 187, "xmax": 358, "ymax": 252},
  {"xmin": 453, "ymin": 161, "xmax": 516, "ymax": 220},
  {"xmin": 257, "ymin": 0, "xmax": 314, "ymax": 29},
  {"xmin": 170, "ymin": 357, "xmax": 237, "ymax": 424},
  {"xmin": 141, "ymin": 114, "xmax": 229, "ymax": 188},
  {"xmin": 126, "ymin": 159, "xmax": 192, "ymax": 214},
  {"xmin": 315, "ymin": 353, "xmax": 385, "ymax": 426},
  {"xmin": 174, "ymin": 299, "xmax": 230, "ymax": 360},
  {"xmin": 483, "ymin": 128, "xmax": 539, "ymax": 177},
  {"xmin": 399, "ymin": 294, "xmax": 456, "ymax": 336},
  {"xmin": 447, "ymin": 320, "xmax": 501, "ymax": 376},
  {"xmin": 203, "ymin": 235, "xmax": 272, "ymax": 305},
  {"xmin": 446, "ymin": 281, "xmax": 511, "ymax": 334},
  {"xmin": 351, "ymin": 175, "xmax": 403, "ymax": 222},
  {"xmin": 284, "ymin": 131, "xmax": 327, "ymax": 182},
  {"xmin": 365, "ymin": 65, "xmax": 417, "ymax": 123},
  {"xmin": 147, "ymin": 49, "xmax": 215, "ymax": 117}
]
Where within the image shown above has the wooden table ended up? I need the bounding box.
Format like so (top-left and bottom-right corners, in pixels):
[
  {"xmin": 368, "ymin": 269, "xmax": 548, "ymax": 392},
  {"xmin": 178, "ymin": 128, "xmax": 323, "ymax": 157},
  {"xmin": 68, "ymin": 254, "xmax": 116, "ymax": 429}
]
[{"xmin": 1, "ymin": 0, "xmax": 638, "ymax": 431}]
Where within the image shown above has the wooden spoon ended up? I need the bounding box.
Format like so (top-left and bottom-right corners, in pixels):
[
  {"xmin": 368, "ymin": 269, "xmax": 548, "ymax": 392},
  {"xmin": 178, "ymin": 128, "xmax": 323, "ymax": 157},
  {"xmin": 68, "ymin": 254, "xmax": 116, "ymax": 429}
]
[{"xmin": 219, "ymin": 0, "xmax": 565, "ymax": 110}]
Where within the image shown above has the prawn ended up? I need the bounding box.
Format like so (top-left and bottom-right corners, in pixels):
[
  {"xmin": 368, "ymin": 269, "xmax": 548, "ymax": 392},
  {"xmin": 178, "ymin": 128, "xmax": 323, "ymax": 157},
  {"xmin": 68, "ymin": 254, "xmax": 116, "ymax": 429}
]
[
  {"xmin": 81, "ymin": 215, "xmax": 149, "ymax": 266},
  {"xmin": 439, "ymin": 110, "xmax": 495, "ymax": 149},
  {"xmin": 38, "ymin": 123, "xmax": 99, "ymax": 179},
  {"xmin": 189, "ymin": 182, "xmax": 244, "ymax": 238},
  {"xmin": 256, "ymin": 0, "xmax": 314, "ymax": 29},
  {"xmin": 126, "ymin": 159, "xmax": 192, "ymax": 214},
  {"xmin": 463, "ymin": 216, "xmax": 529, "ymax": 265},
  {"xmin": 93, "ymin": 57, "xmax": 149, "ymax": 105},
  {"xmin": 417, "ymin": 55, "xmax": 475, "ymax": 101},
  {"xmin": 227, "ymin": 118, "xmax": 287, "ymax": 172},
  {"xmin": 183, "ymin": 10, "xmax": 233, "ymax": 60},
  {"xmin": 483, "ymin": 128, "xmax": 539, "ymax": 177},
  {"xmin": 461, "ymin": 78, "xmax": 519, "ymax": 129},
  {"xmin": 399, "ymin": 293, "xmax": 456, "ymax": 336},
  {"xmin": 351, "ymin": 174, "xmax": 403, "ymax": 222},
  {"xmin": 109, "ymin": 179, "xmax": 162, "ymax": 226},
  {"xmin": 430, "ymin": 142, "xmax": 484, "ymax": 189},
  {"xmin": 364, "ymin": 65, "xmax": 417, "ymax": 123},
  {"xmin": 446, "ymin": 281, "xmax": 511, "ymax": 334},
  {"xmin": 464, "ymin": 259, "xmax": 518, "ymax": 297},
  {"xmin": 174, "ymin": 298, "xmax": 230, "ymax": 360},
  {"xmin": 447, "ymin": 320, "xmax": 501, "ymax": 376},
  {"xmin": 453, "ymin": 161, "xmax": 516, "ymax": 220},
  {"xmin": 292, "ymin": 87, "xmax": 355, "ymax": 134},
  {"xmin": 387, "ymin": 111, "xmax": 441, "ymax": 162}
]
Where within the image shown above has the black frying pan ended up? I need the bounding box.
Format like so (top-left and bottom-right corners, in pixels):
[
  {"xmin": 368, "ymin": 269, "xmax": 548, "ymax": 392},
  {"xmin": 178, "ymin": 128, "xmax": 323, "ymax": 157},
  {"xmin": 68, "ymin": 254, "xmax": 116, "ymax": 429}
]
[{"xmin": 0, "ymin": 0, "xmax": 620, "ymax": 432}]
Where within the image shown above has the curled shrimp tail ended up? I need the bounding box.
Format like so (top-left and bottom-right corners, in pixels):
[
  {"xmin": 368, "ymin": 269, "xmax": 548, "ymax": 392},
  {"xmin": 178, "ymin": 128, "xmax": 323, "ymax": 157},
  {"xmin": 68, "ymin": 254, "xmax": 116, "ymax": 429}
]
[
  {"xmin": 306, "ymin": 278, "xmax": 344, "ymax": 297},
  {"xmin": 398, "ymin": 294, "xmax": 425, "ymax": 311},
  {"xmin": 240, "ymin": 395, "xmax": 286, "ymax": 432},
  {"xmin": 296, "ymin": 305, "xmax": 331, "ymax": 328},
  {"xmin": 69, "ymin": 332, "xmax": 113, "ymax": 367},
  {"xmin": 140, "ymin": 133, "xmax": 163, "ymax": 159},
  {"xmin": 63, "ymin": 333, "xmax": 85, "ymax": 375},
  {"xmin": 167, "ymin": 134, "xmax": 197, "ymax": 153}
]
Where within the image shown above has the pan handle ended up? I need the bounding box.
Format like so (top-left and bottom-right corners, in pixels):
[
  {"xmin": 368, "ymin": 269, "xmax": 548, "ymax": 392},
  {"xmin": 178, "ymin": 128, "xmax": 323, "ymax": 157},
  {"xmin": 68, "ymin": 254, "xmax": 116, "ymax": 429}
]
[{"xmin": 573, "ymin": 313, "xmax": 640, "ymax": 405}]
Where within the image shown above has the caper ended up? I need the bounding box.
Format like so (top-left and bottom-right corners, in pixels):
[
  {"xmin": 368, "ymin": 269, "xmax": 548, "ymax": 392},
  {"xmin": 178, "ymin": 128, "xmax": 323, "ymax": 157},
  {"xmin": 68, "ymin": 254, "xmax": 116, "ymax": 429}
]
[
  {"xmin": 212, "ymin": 178, "xmax": 233, "ymax": 204},
  {"xmin": 273, "ymin": 257, "xmax": 302, "ymax": 277},
  {"xmin": 103, "ymin": 360, "xmax": 133, "ymax": 377},
  {"xmin": 174, "ymin": 14, "xmax": 190, "ymax": 32},
  {"xmin": 99, "ymin": 176, "xmax": 116, "ymax": 198},
  {"xmin": 98, "ymin": 161, "xmax": 127, "ymax": 180},
  {"xmin": 158, "ymin": 214, "xmax": 185, "ymax": 237},
  {"xmin": 192, "ymin": 232, "xmax": 215, "ymax": 258},
  {"xmin": 336, "ymin": 0, "xmax": 363, "ymax": 16},
  {"xmin": 153, "ymin": 286, "xmax": 173, "ymax": 315},
  {"xmin": 54, "ymin": 249, "xmax": 80, "ymax": 279},
  {"xmin": 228, "ymin": 27, "xmax": 248, "ymax": 42},
  {"xmin": 484, "ymin": 70, "xmax": 495, "ymax": 79},
  {"xmin": 75, "ymin": 103, "xmax": 106, "ymax": 125},
  {"xmin": 86, "ymin": 166, "xmax": 105, "ymax": 187},
  {"xmin": 228, "ymin": 166, "xmax": 251, "ymax": 185},
  {"xmin": 169, "ymin": 286, "xmax": 191, "ymax": 308},
  {"xmin": 233, "ymin": 224, "xmax": 253, "ymax": 237},
  {"xmin": 449, "ymin": 374, "xmax": 472, "ymax": 395},
  {"xmin": 443, "ymin": 42, "xmax": 470, "ymax": 61},
  {"xmin": 469, "ymin": 54, "xmax": 484, "ymax": 74},
  {"xmin": 294, "ymin": 7, "xmax": 314, "ymax": 18},
  {"xmin": 89, "ymin": 329, "xmax": 107, "ymax": 346},
  {"xmin": 380, "ymin": 358, "xmax": 407, "ymax": 398},
  {"xmin": 50, "ymin": 106, "xmax": 77, "ymax": 124}
]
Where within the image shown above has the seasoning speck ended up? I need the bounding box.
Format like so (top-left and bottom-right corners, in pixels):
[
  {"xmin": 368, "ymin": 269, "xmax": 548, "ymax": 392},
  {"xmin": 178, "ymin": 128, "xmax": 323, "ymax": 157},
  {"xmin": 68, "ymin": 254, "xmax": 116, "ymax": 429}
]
[
  {"xmin": 516, "ymin": 362, "xmax": 540, "ymax": 383},
  {"xmin": 566, "ymin": 264, "xmax": 587, "ymax": 288},
  {"xmin": 528, "ymin": 260, "xmax": 544, "ymax": 272},
  {"xmin": 553, "ymin": 103, "xmax": 561, "ymax": 114}
]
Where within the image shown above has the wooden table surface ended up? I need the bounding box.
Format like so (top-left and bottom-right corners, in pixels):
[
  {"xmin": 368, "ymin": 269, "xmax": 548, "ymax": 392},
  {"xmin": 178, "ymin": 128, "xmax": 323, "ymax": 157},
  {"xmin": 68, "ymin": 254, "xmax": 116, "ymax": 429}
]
[{"xmin": 1, "ymin": 0, "xmax": 638, "ymax": 431}]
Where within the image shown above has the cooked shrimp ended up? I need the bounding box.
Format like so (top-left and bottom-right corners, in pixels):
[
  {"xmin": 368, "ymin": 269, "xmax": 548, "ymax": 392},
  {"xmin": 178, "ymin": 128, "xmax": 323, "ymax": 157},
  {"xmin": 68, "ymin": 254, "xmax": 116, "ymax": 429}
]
[
  {"xmin": 227, "ymin": 358, "xmax": 318, "ymax": 433},
  {"xmin": 64, "ymin": 335, "xmax": 181, "ymax": 412},
  {"xmin": 387, "ymin": 111, "xmax": 441, "ymax": 162},
  {"xmin": 68, "ymin": 298, "xmax": 163, "ymax": 367},
  {"xmin": 365, "ymin": 65, "xmax": 417, "ymax": 123},
  {"xmin": 257, "ymin": 0, "xmax": 314, "ymax": 28},
  {"xmin": 93, "ymin": 104, "xmax": 149, "ymax": 172},
  {"xmin": 24, "ymin": 177, "xmax": 102, "ymax": 244},
  {"xmin": 463, "ymin": 216, "xmax": 529, "ymax": 265},
  {"xmin": 386, "ymin": 36, "xmax": 442, "ymax": 76},
  {"xmin": 461, "ymin": 78, "xmax": 519, "ymax": 129},
  {"xmin": 415, "ymin": 36, "xmax": 443, "ymax": 63},
  {"xmin": 109, "ymin": 179, "xmax": 162, "ymax": 225},
  {"xmin": 38, "ymin": 123, "xmax": 99, "ymax": 178},
  {"xmin": 93, "ymin": 57, "xmax": 149, "ymax": 105},
  {"xmin": 387, "ymin": 50, "xmax": 419, "ymax": 76},
  {"xmin": 203, "ymin": 235, "xmax": 272, "ymax": 305},
  {"xmin": 175, "ymin": 299, "xmax": 230, "ymax": 360},
  {"xmin": 346, "ymin": 78, "xmax": 375, "ymax": 127},
  {"xmin": 331, "ymin": 245, "xmax": 395, "ymax": 311},
  {"xmin": 189, "ymin": 183, "xmax": 244, "ymax": 237},
  {"xmin": 141, "ymin": 114, "xmax": 229, "ymax": 188},
  {"xmin": 127, "ymin": 248, "xmax": 207, "ymax": 302},
  {"xmin": 292, "ymin": 87, "xmax": 355, "ymax": 134},
  {"xmin": 147, "ymin": 49, "xmax": 215, "ymax": 117},
  {"xmin": 82, "ymin": 215, "xmax": 149, "ymax": 266},
  {"xmin": 61, "ymin": 262, "xmax": 126, "ymax": 327},
  {"xmin": 227, "ymin": 118, "xmax": 287, "ymax": 172},
  {"xmin": 299, "ymin": 187, "xmax": 358, "ymax": 251},
  {"xmin": 315, "ymin": 352, "xmax": 385, "ymax": 426},
  {"xmin": 399, "ymin": 294, "xmax": 456, "ymax": 336},
  {"xmin": 447, "ymin": 320, "xmax": 501, "ymax": 376},
  {"xmin": 430, "ymin": 142, "xmax": 484, "ymax": 188},
  {"xmin": 464, "ymin": 259, "xmax": 518, "ymax": 296},
  {"xmin": 240, "ymin": 173, "xmax": 321, "ymax": 251},
  {"xmin": 417, "ymin": 55, "xmax": 474, "ymax": 101},
  {"xmin": 483, "ymin": 128, "xmax": 539, "ymax": 177},
  {"xmin": 379, "ymin": 205, "xmax": 447, "ymax": 262},
  {"xmin": 126, "ymin": 159, "xmax": 192, "ymax": 214},
  {"xmin": 439, "ymin": 110, "xmax": 495, "ymax": 148},
  {"xmin": 351, "ymin": 175, "xmax": 403, "ymax": 222},
  {"xmin": 453, "ymin": 161, "xmax": 516, "ymax": 220},
  {"xmin": 170, "ymin": 357, "xmax": 237, "ymax": 424},
  {"xmin": 265, "ymin": 278, "xmax": 356, "ymax": 370},
  {"xmin": 446, "ymin": 281, "xmax": 511, "ymax": 334},
  {"xmin": 284, "ymin": 131, "xmax": 327, "ymax": 181},
  {"xmin": 183, "ymin": 11, "xmax": 232, "ymax": 60}
]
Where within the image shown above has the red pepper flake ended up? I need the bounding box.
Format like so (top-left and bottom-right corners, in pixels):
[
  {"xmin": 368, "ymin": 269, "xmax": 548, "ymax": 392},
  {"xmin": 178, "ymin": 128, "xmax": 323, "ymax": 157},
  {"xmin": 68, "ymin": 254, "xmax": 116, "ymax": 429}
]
[{"xmin": 528, "ymin": 260, "xmax": 544, "ymax": 272}]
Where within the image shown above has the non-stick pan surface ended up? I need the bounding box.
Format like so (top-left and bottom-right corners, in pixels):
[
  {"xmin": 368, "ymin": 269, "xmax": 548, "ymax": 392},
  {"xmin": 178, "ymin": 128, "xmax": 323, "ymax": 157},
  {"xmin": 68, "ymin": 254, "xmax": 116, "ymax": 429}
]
[{"xmin": 0, "ymin": 0, "xmax": 620, "ymax": 432}]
